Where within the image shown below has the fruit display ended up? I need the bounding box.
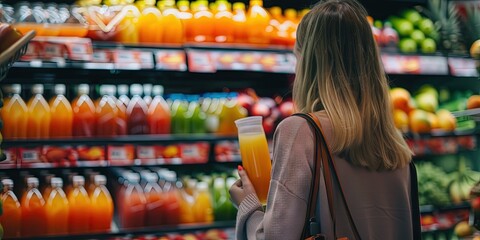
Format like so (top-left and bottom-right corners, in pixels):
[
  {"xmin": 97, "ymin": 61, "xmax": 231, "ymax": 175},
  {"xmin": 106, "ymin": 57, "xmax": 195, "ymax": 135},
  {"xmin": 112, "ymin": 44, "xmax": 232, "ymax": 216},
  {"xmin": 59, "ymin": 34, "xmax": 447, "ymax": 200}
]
[{"xmin": 391, "ymin": 84, "xmax": 478, "ymax": 134}]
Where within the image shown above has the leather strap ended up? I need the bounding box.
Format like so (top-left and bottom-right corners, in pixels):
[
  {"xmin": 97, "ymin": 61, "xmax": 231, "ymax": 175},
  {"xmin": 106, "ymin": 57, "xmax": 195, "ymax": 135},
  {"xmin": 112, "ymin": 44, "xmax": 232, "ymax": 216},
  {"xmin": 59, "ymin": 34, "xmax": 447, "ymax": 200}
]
[{"xmin": 409, "ymin": 162, "xmax": 422, "ymax": 240}]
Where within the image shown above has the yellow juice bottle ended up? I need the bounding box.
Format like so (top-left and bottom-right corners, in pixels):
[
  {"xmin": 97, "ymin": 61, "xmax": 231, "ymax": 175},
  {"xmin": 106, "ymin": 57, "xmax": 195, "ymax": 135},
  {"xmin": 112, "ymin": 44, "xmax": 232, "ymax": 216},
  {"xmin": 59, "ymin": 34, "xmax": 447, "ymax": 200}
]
[
  {"xmin": 193, "ymin": 182, "xmax": 214, "ymax": 223},
  {"xmin": 235, "ymin": 116, "xmax": 271, "ymax": 204}
]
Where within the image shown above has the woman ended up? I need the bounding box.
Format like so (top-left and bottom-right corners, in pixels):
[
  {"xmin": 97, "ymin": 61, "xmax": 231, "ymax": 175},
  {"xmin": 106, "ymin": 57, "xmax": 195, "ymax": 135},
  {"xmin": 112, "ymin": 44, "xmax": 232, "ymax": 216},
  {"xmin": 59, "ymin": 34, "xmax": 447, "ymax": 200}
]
[{"xmin": 229, "ymin": 0, "xmax": 416, "ymax": 239}]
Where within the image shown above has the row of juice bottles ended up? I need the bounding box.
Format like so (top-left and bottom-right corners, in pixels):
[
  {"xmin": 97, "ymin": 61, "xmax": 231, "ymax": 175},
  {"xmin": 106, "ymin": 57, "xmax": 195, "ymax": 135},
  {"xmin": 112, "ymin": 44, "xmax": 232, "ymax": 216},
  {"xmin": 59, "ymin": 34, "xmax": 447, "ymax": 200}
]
[
  {"xmin": 0, "ymin": 168, "xmax": 237, "ymax": 238},
  {"xmin": 7, "ymin": 0, "xmax": 306, "ymax": 47},
  {"xmin": 1, "ymin": 83, "xmax": 247, "ymax": 139}
]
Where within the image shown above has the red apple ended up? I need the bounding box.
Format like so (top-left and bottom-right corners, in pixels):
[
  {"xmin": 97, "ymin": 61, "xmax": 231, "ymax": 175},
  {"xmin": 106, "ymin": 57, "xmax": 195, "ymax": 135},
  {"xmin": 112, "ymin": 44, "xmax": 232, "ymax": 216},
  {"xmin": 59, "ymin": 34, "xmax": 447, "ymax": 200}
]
[
  {"xmin": 0, "ymin": 23, "xmax": 23, "ymax": 53},
  {"xmin": 472, "ymin": 196, "xmax": 480, "ymax": 212},
  {"xmin": 237, "ymin": 93, "xmax": 255, "ymax": 114},
  {"xmin": 251, "ymin": 102, "xmax": 271, "ymax": 117},
  {"xmin": 279, "ymin": 100, "xmax": 294, "ymax": 118}
]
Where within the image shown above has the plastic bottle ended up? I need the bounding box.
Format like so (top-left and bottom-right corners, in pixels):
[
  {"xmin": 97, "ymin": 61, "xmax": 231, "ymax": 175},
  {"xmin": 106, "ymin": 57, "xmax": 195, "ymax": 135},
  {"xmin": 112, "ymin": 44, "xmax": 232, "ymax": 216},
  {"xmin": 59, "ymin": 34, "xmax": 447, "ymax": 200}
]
[
  {"xmin": 193, "ymin": 181, "xmax": 214, "ymax": 223},
  {"xmin": 246, "ymin": 0, "xmax": 270, "ymax": 44},
  {"xmin": 143, "ymin": 84, "xmax": 153, "ymax": 106},
  {"xmin": 212, "ymin": 177, "xmax": 230, "ymax": 221},
  {"xmin": 1, "ymin": 84, "xmax": 28, "ymax": 139},
  {"xmin": 267, "ymin": 6, "xmax": 284, "ymax": 46},
  {"xmin": 46, "ymin": 177, "xmax": 69, "ymax": 236},
  {"xmin": 0, "ymin": 179, "xmax": 21, "ymax": 238},
  {"xmin": 27, "ymin": 84, "xmax": 51, "ymax": 139},
  {"xmin": 225, "ymin": 177, "xmax": 238, "ymax": 219},
  {"xmin": 213, "ymin": 0, "xmax": 234, "ymax": 43},
  {"xmin": 96, "ymin": 85, "xmax": 126, "ymax": 136},
  {"xmin": 110, "ymin": 85, "xmax": 128, "ymax": 135},
  {"xmin": 217, "ymin": 96, "xmax": 248, "ymax": 134},
  {"xmin": 160, "ymin": 0, "xmax": 184, "ymax": 44},
  {"xmin": 126, "ymin": 84, "xmax": 149, "ymax": 135},
  {"xmin": 232, "ymin": 2, "xmax": 247, "ymax": 44},
  {"xmin": 283, "ymin": 9, "xmax": 297, "ymax": 47},
  {"xmin": 177, "ymin": 0, "xmax": 193, "ymax": 42},
  {"xmin": 67, "ymin": 175, "xmax": 90, "ymax": 234},
  {"xmin": 191, "ymin": 0, "xmax": 214, "ymax": 42},
  {"xmin": 143, "ymin": 172, "xmax": 164, "ymax": 227},
  {"xmin": 185, "ymin": 98, "xmax": 206, "ymax": 133},
  {"xmin": 117, "ymin": 84, "xmax": 130, "ymax": 107},
  {"xmin": 90, "ymin": 175, "xmax": 113, "ymax": 232},
  {"xmin": 114, "ymin": 3, "xmax": 140, "ymax": 43},
  {"xmin": 72, "ymin": 84, "xmax": 96, "ymax": 137},
  {"xmin": 138, "ymin": 0, "xmax": 163, "ymax": 43},
  {"xmin": 21, "ymin": 177, "xmax": 47, "ymax": 237},
  {"xmin": 49, "ymin": 84, "xmax": 73, "ymax": 138},
  {"xmin": 161, "ymin": 171, "xmax": 181, "ymax": 225},
  {"xmin": 171, "ymin": 98, "xmax": 189, "ymax": 134},
  {"xmin": 41, "ymin": 174, "xmax": 55, "ymax": 200},
  {"xmin": 205, "ymin": 94, "xmax": 221, "ymax": 133},
  {"xmin": 120, "ymin": 172, "xmax": 146, "ymax": 229},
  {"xmin": 148, "ymin": 85, "xmax": 171, "ymax": 134},
  {"xmin": 179, "ymin": 178, "xmax": 196, "ymax": 224}
]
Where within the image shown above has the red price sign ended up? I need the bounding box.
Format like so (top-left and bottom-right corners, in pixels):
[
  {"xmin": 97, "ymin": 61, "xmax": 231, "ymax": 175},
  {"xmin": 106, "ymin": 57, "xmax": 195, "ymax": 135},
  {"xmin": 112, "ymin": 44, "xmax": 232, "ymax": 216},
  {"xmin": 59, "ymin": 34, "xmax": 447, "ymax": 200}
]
[
  {"xmin": 113, "ymin": 50, "xmax": 142, "ymax": 70},
  {"xmin": 108, "ymin": 145, "xmax": 135, "ymax": 165},
  {"xmin": 155, "ymin": 50, "xmax": 187, "ymax": 71},
  {"xmin": 187, "ymin": 50, "xmax": 216, "ymax": 72}
]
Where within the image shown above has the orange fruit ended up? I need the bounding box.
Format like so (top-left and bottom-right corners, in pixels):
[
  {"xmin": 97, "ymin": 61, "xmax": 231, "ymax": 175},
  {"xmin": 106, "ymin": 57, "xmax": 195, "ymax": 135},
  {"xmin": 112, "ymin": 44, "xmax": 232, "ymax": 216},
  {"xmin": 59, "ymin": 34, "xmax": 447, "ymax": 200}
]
[
  {"xmin": 393, "ymin": 109, "xmax": 409, "ymax": 132},
  {"xmin": 409, "ymin": 109, "xmax": 431, "ymax": 133},
  {"xmin": 390, "ymin": 88, "xmax": 413, "ymax": 114}
]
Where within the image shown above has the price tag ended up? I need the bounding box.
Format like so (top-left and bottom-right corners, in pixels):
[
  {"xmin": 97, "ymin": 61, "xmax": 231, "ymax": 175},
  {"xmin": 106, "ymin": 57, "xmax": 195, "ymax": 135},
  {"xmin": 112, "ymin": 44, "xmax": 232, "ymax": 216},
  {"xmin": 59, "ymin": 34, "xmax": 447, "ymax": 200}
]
[
  {"xmin": 139, "ymin": 51, "xmax": 154, "ymax": 69},
  {"xmin": 187, "ymin": 50, "xmax": 216, "ymax": 72},
  {"xmin": 156, "ymin": 50, "xmax": 187, "ymax": 71},
  {"xmin": 448, "ymin": 57, "xmax": 479, "ymax": 77},
  {"xmin": 418, "ymin": 56, "xmax": 448, "ymax": 75},
  {"xmin": 22, "ymin": 41, "xmax": 42, "ymax": 60},
  {"xmin": 0, "ymin": 148, "xmax": 17, "ymax": 168},
  {"xmin": 107, "ymin": 145, "xmax": 135, "ymax": 165},
  {"xmin": 180, "ymin": 142, "xmax": 209, "ymax": 163},
  {"xmin": 137, "ymin": 146, "xmax": 156, "ymax": 159},
  {"xmin": 19, "ymin": 148, "xmax": 40, "ymax": 163},
  {"xmin": 381, "ymin": 54, "xmax": 420, "ymax": 74},
  {"xmin": 214, "ymin": 51, "xmax": 241, "ymax": 70},
  {"xmin": 113, "ymin": 50, "xmax": 141, "ymax": 70},
  {"xmin": 92, "ymin": 50, "xmax": 111, "ymax": 63},
  {"xmin": 42, "ymin": 42, "xmax": 65, "ymax": 59}
]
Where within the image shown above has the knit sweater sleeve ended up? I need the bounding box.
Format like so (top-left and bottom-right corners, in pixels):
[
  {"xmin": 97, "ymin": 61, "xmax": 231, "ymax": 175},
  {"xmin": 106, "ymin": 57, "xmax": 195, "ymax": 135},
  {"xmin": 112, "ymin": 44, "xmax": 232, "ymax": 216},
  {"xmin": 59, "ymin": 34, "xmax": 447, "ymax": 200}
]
[{"xmin": 235, "ymin": 116, "xmax": 315, "ymax": 240}]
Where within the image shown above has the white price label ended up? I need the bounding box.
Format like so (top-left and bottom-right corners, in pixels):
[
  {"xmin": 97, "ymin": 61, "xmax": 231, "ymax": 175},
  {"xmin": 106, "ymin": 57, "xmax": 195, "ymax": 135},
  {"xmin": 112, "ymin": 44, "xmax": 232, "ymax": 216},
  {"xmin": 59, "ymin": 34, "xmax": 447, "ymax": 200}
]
[
  {"xmin": 44, "ymin": 44, "xmax": 63, "ymax": 57},
  {"xmin": 22, "ymin": 150, "xmax": 39, "ymax": 162},
  {"xmin": 137, "ymin": 146, "xmax": 156, "ymax": 159},
  {"xmin": 109, "ymin": 147, "xmax": 127, "ymax": 160}
]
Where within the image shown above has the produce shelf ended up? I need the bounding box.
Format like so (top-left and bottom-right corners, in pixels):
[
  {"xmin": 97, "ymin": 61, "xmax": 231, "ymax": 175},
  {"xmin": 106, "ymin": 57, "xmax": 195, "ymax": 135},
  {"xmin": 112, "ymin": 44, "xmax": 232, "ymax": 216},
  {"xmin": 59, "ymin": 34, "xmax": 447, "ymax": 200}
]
[
  {"xmin": 420, "ymin": 202, "xmax": 471, "ymax": 214},
  {"xmin": 8, "ymin": 221, "xmax": 236, "ymax": 240}
]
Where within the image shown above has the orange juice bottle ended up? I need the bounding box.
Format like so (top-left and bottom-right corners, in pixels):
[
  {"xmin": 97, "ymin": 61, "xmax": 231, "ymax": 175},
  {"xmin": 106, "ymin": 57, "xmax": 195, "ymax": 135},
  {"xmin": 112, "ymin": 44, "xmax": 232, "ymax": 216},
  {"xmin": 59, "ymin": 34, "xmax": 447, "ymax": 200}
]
[
  {"xmin": 148, "ymin": 85, "xmax": 171, "ymax": 134},
  {"xmin": 193, "ymin": 182, "xmax": 214, "ymax": 223},
  {"xmin": 114, "ymin": 3, "xmax": 140, "ymax": 43},
  {"xmin": 161, "ymin": 171, "xmax": 181, "ymax": 225},
  {"xmin": 67, "ymin": 175, "xmax": 90, "ymax": 234},
  {"xmin": 191, "ymin": 0, "xmax": 214, "ymax": 43},
  {"xmin": 138, "ymin": 0, "xmax": 163, "ymax": 43},
  {"xmin": 46, "ymin": 177, "xmax": 69, "ymax": 236},
  {"xmin": 232, "ymin": 2, "xmax": 247, "ymax": 44},
  {"xmin": 27, "ymin": 84, "xmax": 51, "ymax": 139},
  {"xmin": 120, "ymin": 172, "xmax": 146, "ymax": 229},
  {"xmin": 42, "ymin": 174, "xmax": 55, "ymax": 200},
  {"xmin": 268, "ymin": 6, "xmax": 284, "ymax": 46},
  {"xmin": 235, "ymin": 116, "xmax": 272, "ymax": 204},
  {"xmin": 49, "ymin": 84, "xmax": 73, "ymax": 138},
  {"xmin": 21, "ymin": 177, "xmax": 47, "ymax": 237},
  {"xmin": 213, "ymin": 0, "xmax": 234, "ymax": 43},
  {"xmin": 177, "ymin": 0, "xmax": 193, "ymax": 42},
  {"xmin": 72, "ymin": 84, "xmax": 96, "ymax": 137},
  {"xmin": 1, "ymin": 84, "xmax": 28, "ymax": 139},
  {"xmin": 283, "ymin": 9, "xmax": 298, "ymax": 47},
  {"xmin": 96, "ymin": 85, "xmax": 126, "ymax": 136},
  {"xmin": 126, "ymin": 84, "xmax": 149, "ymax": 134},
  {"xmin": 159, "ymin": 0, "xmax": 184, "ymax": 44},
  {"xmin": 111, "ymin": 86, "xmax": 128, "ymax": 135},
  {"xmin": 217, "ymin": 97, "xmax": 247, "ymax": 135},
  {"xmin": 179, "ymin": 179, "xmax": 196, "ymax": 224},
  {"xmin": 246, "ymin": 0, "xmax": 271, "ymax": 45},
  {"xmin": 143, "ymin": 172, "xmax": 164, "ymax": 227},
  {"xmin": 0, "ymin": 179, "xmax": 21, "ymax": 238},
  {"xmin": 90, "ymin": 175, "xmax": 113, "ymax": 232}
]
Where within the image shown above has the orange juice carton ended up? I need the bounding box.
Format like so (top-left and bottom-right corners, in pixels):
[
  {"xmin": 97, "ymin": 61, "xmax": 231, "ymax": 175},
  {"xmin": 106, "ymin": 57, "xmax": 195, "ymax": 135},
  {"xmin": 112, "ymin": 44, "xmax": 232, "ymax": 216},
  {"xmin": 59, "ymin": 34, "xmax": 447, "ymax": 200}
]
[
  {"xmin": 0, "ymin": 148, "xmax": 18, "ymax": 169},
  {"xmin": 179, "ymin": 142, "xmax": 210, "ymax": 164},
  {"xmin": 77, "ymin": 146, "xmax": 107, "ymax": 166},
  {"xmin": 41, "ymin": 146, "xmax": 78, "ymax": 167},
  {"xmin": 18, "ymin": 147, "xmax": 45, "ymax": 168},
  {"xmin": 108, "ymin": 144, "xmax": 135, "ymax": 166}
]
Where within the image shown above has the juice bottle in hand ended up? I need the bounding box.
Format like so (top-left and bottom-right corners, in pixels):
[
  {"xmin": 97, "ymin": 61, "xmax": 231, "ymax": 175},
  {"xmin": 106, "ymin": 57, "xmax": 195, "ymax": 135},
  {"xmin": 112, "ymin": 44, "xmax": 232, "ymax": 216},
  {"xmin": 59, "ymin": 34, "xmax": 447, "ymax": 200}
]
[
  {"xmin": 126, "ymin": 84, "xmax": 149, "ymax": 135},
  {"xmin": 119, "ymin": 173, "xmax": 146, "ymax": 229},
  {"xmin": 67, "ymin": 176, "xmax": 90, "ymax": 234},
  {"xmin": 27, "ymin": 84, "xmax": 51, "ymax": 139},
  {"xmin": 21, "ymin": 177, "xmax": 47, "ymax": 237},
  {"xmin": 0, "ymin": 179, "xmax": 21, "ymax": 238},
  {"xmin": 235, "ymin": 116, "xmax": 272, "ymax": 204},
  {"xmin": 90, "ymin": 175, "xmax": 113, "ymax": 232},
  {"xmin": 177, "ymin": 0, "xmax": 193, "ymax": 42},
  {"xmin": 193, "ymin": 182, "xmax": 214, "ymax": 223},
  {"xmin": 213, "ymin": 0, "xmax": 234, "ymax": 43},
  {"xmin": 1, "ymin": 84, "xmax": 28, "ymax": 139},
  {"xmin": 246, "ymin": 0, "xmax": 271, "ymax": 45},
  {"xmin": 148, "ymin": 85, "xmax": 171, "ymax": 134},
  {"xmin": 143, "ymin": 172, "xmax": 164, "ymax": 227},
  {"xmin": 46, "ymin": 177, "xmax": 69, "ymax": 236},
  {"xmin": 49, "ymin": 84, "xmax": 73, "ymax": 138},
  {"xmin": 138, "ymin": 0, "xmax": 163, "ymax": 43},
  {"xmin": 72, "ymin": 84, "xmax": 96, "ymax": 137},
  {"xmin": 232, "ymin": 3, "xmax": 247, "ymax": 44},
  {"xmin": 161, "ymin": 0, "xmax": 184, "ymax": 44},
  {"xmin": 191, "ymin": 0, "xmax": 214, "ymax": 43}
]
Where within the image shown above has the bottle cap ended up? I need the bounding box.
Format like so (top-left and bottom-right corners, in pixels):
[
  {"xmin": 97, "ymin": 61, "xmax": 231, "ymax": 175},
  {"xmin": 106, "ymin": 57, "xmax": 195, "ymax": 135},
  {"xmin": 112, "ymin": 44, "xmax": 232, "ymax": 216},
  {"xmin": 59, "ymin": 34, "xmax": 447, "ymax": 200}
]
[
  {"xmin": 130, "ymin": 84, "xmax": 143, "ymax": 96},
  {"xmin": 269, "ymin": 6, "xmax": 281, "ymax": 16},
  {"xmin": 143, "ymin": 84, "xmax": 153, "ymax": 96},
  {"xmin": 233, "ymin": 2, "xmax": 245, "ymax": 10},
  {"xmin": 285, "ymin": 8, "xmax": 297, "ymax": 19},
  {"xmin": 127, "ymin": 172, "xmax": 140, "ymax": 183},
  {"xmin": 31, "ymin": 84, "xmax": 44, "ymax": 94},
  {"xmin": 106, "ymin": 85, "xmax": 117, "ymax": 96},
  {"xmin": 99, "ymin": 85, "xmax": 108, "ymax": 96},
  {"xmin": 54, "ymin": 84, "xmax": 66, "ymax": 95},
  {"xmin": 249, "ymin": 0, "xmax": 263, "ymax": 7},
  {"xmin": 152, "ymin": 85, "xmax": 164, "ymax": 96},
  {"xmin": 1, "ymin": 179, "xmax": 14, "ymax": 188},
  {"xmin": 78, "ymin": 84, "xmax": 89, "ymax": 95},
  {"xmin": 11, "ymin": 84, "xmax": 21, "ymax": 94},
  {"xmin": 197, "ymin": 181, "xmax": 209, "ymax": 191},
  {"xmin": 117, "ymin": 84, "xmax": 129, "ymax": 95},
  {"xmin": 94, "ymin": 175, "xmax": 107, "ymax": 185},
  {"xmin": 27, "ymin": 177, "xmax": 39, "ymax": 187},
  {"xmin": 51, "ymin": 177, "xmax": 63, "ymax": 188},
  {"xmin": 72, "ymin": 175, "xmax": 85, "ymax": 186},
  {"xmin": 144, "ymin": 172, "xmax": 158, "ymax": 182}
]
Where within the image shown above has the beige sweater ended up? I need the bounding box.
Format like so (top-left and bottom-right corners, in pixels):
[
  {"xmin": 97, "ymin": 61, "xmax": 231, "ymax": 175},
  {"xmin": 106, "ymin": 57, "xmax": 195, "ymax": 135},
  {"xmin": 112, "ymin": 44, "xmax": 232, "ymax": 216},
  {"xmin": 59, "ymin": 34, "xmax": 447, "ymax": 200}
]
[{"xmin": 236, "ymin": 111, "xmax": 413, "ymax": 240}]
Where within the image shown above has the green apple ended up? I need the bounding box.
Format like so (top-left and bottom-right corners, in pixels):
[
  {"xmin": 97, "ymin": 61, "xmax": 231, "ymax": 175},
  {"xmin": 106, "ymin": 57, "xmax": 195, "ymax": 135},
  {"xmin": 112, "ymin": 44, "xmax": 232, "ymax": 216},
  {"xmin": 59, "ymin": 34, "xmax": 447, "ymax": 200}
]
[
  {"xmin": 410, "ymin": 30, "xmax": 425, "ymax": 45},
  {"xmin": 421, "ymin": 38, "xmax": 437, "ymax": 53},
  {"xmin": 415, "ymin": 92, "xmax": 438, "ymax": 113},
  {"xmin": 401, "ymin": 9, "xmax": 423, "ymax": 26},
  {"xmin": 395, "ymin": 19, "xmax": 414, "ymax": 37},
  {"xmin": 399, "ymin": 38, "xmax": 417, "ymax": 53},
  {"xmin": 418, "ymin": 18, "xmax": 435, "ymax": 36}
]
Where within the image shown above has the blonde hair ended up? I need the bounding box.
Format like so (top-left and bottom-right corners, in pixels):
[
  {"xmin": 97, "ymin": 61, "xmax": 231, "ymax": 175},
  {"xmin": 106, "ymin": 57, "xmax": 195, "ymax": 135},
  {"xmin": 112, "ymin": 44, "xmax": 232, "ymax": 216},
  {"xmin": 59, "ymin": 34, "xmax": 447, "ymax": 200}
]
[{"xmin": 293, "ymin": 0, "xmax": 412, "ymax": 170}]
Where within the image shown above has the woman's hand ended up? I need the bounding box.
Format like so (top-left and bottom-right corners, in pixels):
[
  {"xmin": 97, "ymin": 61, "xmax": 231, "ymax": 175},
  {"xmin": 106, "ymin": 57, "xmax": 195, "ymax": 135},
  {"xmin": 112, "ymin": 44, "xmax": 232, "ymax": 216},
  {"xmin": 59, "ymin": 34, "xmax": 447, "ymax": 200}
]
[{"xmin": 229, "ymin": 165, "xmax": 258, "ymax": 208}]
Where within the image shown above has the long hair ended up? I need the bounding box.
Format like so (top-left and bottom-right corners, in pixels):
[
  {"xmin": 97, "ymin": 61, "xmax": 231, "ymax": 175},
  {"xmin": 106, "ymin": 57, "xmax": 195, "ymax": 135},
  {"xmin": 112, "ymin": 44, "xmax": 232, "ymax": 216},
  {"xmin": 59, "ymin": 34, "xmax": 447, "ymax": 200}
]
[{"xmin": 293, "ymin": 0, "xmax": 412, "ymax": 170}]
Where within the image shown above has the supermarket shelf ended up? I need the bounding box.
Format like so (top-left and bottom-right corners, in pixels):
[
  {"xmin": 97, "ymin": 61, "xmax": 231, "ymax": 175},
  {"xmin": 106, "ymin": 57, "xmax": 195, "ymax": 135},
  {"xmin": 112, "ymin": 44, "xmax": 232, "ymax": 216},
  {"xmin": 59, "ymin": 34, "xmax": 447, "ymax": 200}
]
[
  {"xmin": 2, "ymin": 134, "xmax": 238, "ymax": 147},
  {"xmin": 420, "ymin": 202, "xmax": 471, "ymax": 214},
  {"xmin": 406, "ymin": 129, "xmax": 479, "ymax": 139},
  {"xmin": 9, "ymin": 221, "xmax": 236, "ymax": 240}
]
